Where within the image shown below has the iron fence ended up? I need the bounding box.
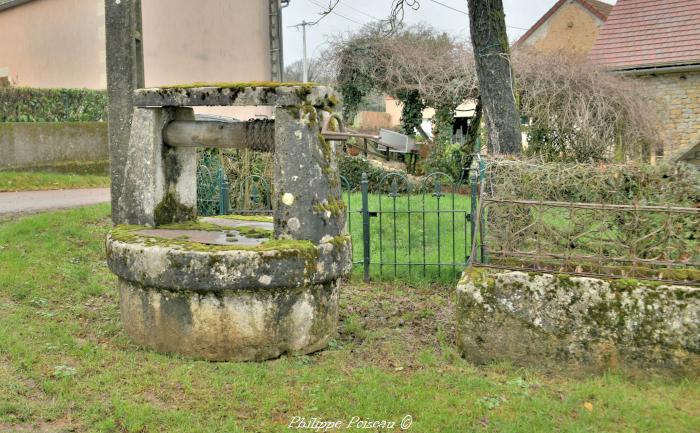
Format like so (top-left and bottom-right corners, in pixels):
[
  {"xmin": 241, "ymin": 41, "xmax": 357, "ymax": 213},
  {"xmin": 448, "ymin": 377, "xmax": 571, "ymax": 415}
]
[
  {"xmin": 345, "ymin": 171, "xmax": 475, "ymax": 282},
  {"xmin": 197, "ymin": 155, "xmax": 479, "ymax": 282}
]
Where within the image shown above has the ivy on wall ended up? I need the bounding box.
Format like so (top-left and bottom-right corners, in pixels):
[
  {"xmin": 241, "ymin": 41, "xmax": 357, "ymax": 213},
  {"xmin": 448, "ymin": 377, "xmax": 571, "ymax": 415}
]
[{"xmin": 0, "ymin": 88, "xmax": 108, "ymax": 122}]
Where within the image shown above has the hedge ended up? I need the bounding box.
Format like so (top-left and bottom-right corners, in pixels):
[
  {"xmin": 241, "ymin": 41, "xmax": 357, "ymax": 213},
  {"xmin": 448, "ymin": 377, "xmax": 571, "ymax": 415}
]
[{"xmin": 0, "ymin": 88, "xmax": 107, "ymax": 122}]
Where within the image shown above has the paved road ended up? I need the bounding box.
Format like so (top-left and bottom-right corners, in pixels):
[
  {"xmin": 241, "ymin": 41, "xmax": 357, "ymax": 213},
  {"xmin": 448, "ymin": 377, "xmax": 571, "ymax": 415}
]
[{"xmin": 0, "ymin": 188, "xmax": 111, "ymax": 217}]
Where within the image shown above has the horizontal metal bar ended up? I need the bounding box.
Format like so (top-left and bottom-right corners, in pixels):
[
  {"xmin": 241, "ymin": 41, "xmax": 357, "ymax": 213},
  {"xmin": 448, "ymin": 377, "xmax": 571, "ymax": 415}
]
[
  {"xmin": 487, "ymin": 250, "xmax": 700, "ymax": 268},
  {"xmin": 472, "ymin": 264, "xmax": 700, "ymax": 287},
  {"xmin": 364, "ymin": 262, "xmax": 469, "ymax": 266},
  {"xmin": 352, "ymin": 210, "xmax": 470, "ymax": 215},
  {"xmin": 482, "ymin": 199, "xmax": 699, "ymax": 214},
  {"xmin": 321, "ymin": 131, "xmax": 380, "ymax": 141}
]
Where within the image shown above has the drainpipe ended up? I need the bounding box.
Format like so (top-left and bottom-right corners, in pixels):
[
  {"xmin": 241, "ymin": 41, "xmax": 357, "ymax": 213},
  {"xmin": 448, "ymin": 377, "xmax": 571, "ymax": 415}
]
[{"xmin": 269, "ymin": 0, "xmax": 289, "ymax": 82}]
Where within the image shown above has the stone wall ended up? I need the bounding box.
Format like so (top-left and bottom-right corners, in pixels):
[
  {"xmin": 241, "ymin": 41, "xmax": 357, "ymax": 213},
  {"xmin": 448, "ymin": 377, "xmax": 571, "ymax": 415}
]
[
  {"xmin": 456, "ymin": 268, "xmax": 700, "ymax": 374},
  {"xmin": 0, "ymin": 122, "xmax": 108, "ymax": 171},
  {"xmin": 634, "ymin": 71, "xmax": 700, "ymax": 161},
  {"xmin": 516, "ymin": 1, "xmax": 605, "ymax": 55}
]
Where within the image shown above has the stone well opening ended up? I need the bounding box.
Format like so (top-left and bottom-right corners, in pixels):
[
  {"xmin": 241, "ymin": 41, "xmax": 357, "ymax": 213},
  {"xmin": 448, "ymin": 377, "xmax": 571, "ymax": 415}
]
[{"xmin": 105, "ymin": 83, "xmax": 351, "ymax": 361}]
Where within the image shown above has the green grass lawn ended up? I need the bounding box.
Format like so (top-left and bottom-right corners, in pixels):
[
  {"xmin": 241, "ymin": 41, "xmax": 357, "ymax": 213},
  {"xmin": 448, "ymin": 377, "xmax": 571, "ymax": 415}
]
[
  {"xmin": 344, "ymin": 191, "xmax": 474, "ymax": 283},
  {"xmin": 0, "ymin": 171, "xmax": 110, "ymax": 192},
  {"xmin": 0, "ymin": 205, "xmax": 698, "ymax": 432}
]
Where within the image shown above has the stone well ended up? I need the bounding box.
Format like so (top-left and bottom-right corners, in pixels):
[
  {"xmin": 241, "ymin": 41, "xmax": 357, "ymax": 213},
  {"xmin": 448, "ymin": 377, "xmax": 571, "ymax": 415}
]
[
  {"xmin": 456, "ymin": 267, "xmax": 700, "ymax": 373},
  {"xmin": 106, "ymin": 83, "xmax": 351, "ymax": 361}
]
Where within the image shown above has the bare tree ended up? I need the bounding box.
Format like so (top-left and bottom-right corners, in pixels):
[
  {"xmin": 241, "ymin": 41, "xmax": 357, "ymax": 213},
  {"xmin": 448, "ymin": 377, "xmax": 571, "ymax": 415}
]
[
  {"xmin": 285, "ymin": 56, "xmax": 336, "ymax": 84},
  {"xmin": 331, "ymin": 24, "xmax": 478, "ymax": 142},
  {"xmin": 514, "ymin": 50, "xmax": 662, "ymax": 161},
  {"xmin": 319, "ymin": 0, "xmax": 520, "ymax": 154}
]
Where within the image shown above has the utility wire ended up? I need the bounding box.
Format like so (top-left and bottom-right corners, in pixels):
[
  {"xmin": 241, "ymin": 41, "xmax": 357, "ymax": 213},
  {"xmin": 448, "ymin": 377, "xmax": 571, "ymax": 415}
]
[
  {"xmin": 336, "ymin": 1, "xmax": 382, "ymax": 21},
  {"xmin": 428, "ymin": 0, "xmax": 529, "ymax": 31},
  {"xmin": 307, "ymin": 0, "xmax": 364, "ymax": 25}
]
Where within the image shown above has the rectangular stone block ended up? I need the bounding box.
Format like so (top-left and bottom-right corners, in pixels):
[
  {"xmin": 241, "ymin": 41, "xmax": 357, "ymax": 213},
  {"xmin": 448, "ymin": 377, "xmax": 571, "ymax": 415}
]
[
  {"xmin": 272, "ymin": 106, "xmax": 345, "ymax": 243},
  {"xmin": 116, "ymin": 107, "xmax": 196, "ymax": 226},
  {"xmin": 456, "ymin": 267, "xmax": 700, "ymax": 374}
]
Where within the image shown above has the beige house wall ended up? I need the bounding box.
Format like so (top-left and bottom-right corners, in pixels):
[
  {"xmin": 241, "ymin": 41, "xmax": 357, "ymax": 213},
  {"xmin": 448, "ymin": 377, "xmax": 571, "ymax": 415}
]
[
  {"xmin": 518, "ymin": 1, "xmax": 605, "ymax": 55},
  {"xmin": 634, "ymin": 71, "xmax": 700, "ymax": 160},
  {"xmin": 384, "ymin": 96, "xmax": 436, "ymax": 127},
  {"xmin": 0, "ymin": 0, "xmax": 106, "ymax": 88},
  {"xmin": 0, "ymin": 0, "xmax": 272, "ymax": 118}
]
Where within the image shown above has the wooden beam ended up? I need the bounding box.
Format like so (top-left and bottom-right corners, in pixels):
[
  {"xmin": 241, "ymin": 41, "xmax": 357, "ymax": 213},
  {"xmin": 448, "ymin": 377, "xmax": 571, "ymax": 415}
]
[{"xmin": 163, "ymin": 120, "xmax": 275, "ymax": 152}]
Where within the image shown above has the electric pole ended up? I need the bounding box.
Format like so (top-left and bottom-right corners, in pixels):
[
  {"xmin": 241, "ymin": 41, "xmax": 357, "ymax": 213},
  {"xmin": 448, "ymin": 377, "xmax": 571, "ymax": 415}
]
[{"xmin": 290, "ymin": 20, "xmax": 313, "ymax": 83}]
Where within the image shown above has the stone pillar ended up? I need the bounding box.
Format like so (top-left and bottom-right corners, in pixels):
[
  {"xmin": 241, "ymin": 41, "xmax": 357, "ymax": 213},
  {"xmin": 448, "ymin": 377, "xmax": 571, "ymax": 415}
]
[
  {"xmin": 273, "ymin": 106, "xmax": 345, "ymax": 243},
  {"xmin": 105, "ymin": 0, "xmax": 144, "ymax": 225},
  {"xmin": 116, "ymin": 107, "xmax": 197, "ymax": 226}
]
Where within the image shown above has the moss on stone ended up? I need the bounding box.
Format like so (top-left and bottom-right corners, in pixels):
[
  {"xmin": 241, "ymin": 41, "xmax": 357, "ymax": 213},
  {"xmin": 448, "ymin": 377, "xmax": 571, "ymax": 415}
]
[
  {"xmin": 294, "ymin": 85, "xmax": 315, "ymax": 101},
  {"xmin": 489, "ymin": 257, "xmax": 700, "ymax": 285},
  {"xmin": 234, "ymin": 225, "xmax": 273, "ymax": 239},
  {"xmin": 300, "ymin": 104, "xmax": 318, "ymax": 128},
  {"xmin": 461, "ymin": 266, "xmax": 494, "ymax": 288},
  {"xmin": 154, "ymin": 192, "xmax": 196, "ymax": 226},
  {"xmin": 327, "ymin": 235, "xmax": 351, "ymax": 249},
  {"xmin": 111, "ymin": 224, "xmax": 314, "ymax": 254},
  {"xmin": 317, "ymin": 132, "xmax": 331, "ymax": 161},
  {"xmin": 326, "ymin": 94, "xmax": 339, "ymax": 109}
]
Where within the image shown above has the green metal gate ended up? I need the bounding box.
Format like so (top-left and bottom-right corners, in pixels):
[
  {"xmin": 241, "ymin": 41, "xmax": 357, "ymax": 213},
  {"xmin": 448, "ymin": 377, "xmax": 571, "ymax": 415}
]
[{"xmin": 344, "ymin": 170, "xmax": 479, "ymax": 282}]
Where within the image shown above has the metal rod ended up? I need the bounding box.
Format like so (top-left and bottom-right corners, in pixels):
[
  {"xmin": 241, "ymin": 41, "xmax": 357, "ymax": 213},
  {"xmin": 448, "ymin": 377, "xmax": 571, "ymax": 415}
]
[{"xmin": 361, "ymin": 173, "xmax": 371, "ymax": 283}]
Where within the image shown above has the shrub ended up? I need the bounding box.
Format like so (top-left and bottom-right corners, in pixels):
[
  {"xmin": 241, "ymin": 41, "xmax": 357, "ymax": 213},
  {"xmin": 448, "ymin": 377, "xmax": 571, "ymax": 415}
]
[
  {"xmin": 482, "ymin": 158, "xmax": 699, "ymax": 206},
  {"xmin": 0, "ymin": 88, "xmax": 107, "ymax": 122}
]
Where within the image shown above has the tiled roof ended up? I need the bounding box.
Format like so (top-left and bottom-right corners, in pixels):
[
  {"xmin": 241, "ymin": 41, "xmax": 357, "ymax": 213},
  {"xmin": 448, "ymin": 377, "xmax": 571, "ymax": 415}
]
[
  {"xmin": 589, "ymin": 0, "xmax": 700, "ymax": 70},
  {"xmin": 514, "ymin": 0, "xmax": 613, "ymax": 48}
]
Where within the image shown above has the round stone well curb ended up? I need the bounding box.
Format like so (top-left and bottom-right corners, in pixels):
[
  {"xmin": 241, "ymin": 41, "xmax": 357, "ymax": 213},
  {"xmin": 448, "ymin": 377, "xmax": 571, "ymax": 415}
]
[{"xmin": 106, "ymin": 225, "xmax": 352, "ymax": 361}]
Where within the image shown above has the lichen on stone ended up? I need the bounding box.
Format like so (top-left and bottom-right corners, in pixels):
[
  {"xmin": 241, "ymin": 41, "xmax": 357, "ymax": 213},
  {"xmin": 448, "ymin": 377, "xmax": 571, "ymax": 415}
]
[{"xmin": 312, "ymin": 196, "xmax": 346, "ymax": 218}]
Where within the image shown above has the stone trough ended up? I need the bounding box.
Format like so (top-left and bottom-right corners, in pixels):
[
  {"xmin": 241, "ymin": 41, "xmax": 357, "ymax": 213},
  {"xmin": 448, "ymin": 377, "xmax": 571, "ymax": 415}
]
[
  {"xmin": 105, "ymin": 84, "xmax": 351, "ymax": 361},
  {"xmin": 456, "ymin": 267, "xmax": 700, "ymax": 374}
]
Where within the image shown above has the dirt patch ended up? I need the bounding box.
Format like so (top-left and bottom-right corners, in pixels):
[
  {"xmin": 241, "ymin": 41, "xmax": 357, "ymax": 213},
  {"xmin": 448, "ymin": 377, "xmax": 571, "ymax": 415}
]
[
  {"xmin": 0, "ymin": 417, "xmax": 78, "ymax": 433},
  {"xmin": 334, "ymin": 280, "xmax": 456, "ymax": 369}
]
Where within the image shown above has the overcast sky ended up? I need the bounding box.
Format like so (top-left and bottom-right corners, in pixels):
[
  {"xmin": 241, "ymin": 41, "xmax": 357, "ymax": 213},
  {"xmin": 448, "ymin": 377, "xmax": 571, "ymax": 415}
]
[{"xmin": 282, "ymin": 0, "xmax": 589, "ymax": 64}]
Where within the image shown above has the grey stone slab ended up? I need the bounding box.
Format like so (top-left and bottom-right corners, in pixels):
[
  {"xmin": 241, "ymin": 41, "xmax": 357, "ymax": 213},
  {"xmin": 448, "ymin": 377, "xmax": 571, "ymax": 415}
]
[
  {"xmin": 133, "ymin": 229, "xmax": 265, "ymax": 247},
  {"xmin": 133, "ymin": 84, "xmax": 338, "ymax": 108},
  {"xmin": 201, "ymin": 216, "xmax": 273, "ymax": 230},
  {"xmin": 456, "ymin": 268, "xmax": 700, "ymax": 373}
]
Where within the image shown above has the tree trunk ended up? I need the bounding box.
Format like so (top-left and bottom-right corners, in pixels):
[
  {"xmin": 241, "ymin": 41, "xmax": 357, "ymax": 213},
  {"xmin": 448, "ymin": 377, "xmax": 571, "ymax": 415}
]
[
  {"xmin": 467, "ymin": 0, "xmax": 521, "ymax": 154},
  {"xmin": 461, "ymin": 97, "xmax": 483, "ymax": 155}
]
